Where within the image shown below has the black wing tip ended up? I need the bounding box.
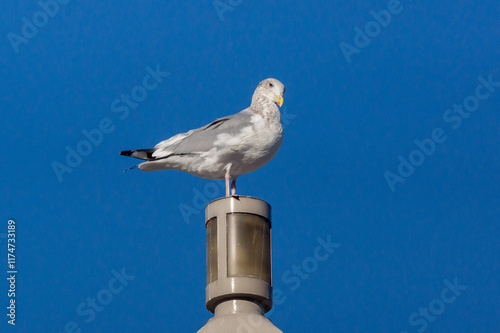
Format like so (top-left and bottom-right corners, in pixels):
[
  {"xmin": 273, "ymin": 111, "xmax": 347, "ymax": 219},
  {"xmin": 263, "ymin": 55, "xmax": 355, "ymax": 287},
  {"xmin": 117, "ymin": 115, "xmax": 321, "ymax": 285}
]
[
  {"xmin": 119, "ymin": 149, "xmax": 156, "ymax": 160},
  {"xmin": 123, "ymin": 165, "xmax": 139, "ymax": 172},
  {"xmin": 120, "ymin": 150, "xmax": 141, "ymax": 172}
]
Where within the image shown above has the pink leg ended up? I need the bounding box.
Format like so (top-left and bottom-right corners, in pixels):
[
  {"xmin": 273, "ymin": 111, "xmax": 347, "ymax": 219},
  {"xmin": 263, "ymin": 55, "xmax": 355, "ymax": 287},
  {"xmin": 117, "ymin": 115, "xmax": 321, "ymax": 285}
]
[{"xmin": 225, "ymin": 168, "xmax": 231, "ymax": 197}]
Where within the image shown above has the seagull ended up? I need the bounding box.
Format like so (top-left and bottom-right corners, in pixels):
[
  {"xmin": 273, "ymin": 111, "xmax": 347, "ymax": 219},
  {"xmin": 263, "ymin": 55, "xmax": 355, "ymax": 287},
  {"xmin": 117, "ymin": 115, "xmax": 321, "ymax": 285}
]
[{"xmin": 120, "ymin": 78, "xmax": 286, "ymax": 197}]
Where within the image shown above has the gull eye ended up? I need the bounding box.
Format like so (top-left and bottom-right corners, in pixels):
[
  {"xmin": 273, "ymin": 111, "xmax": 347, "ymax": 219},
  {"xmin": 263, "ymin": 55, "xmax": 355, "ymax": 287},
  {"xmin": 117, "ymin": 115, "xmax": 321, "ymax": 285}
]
[{"xmin": 269, "ymin": 82, "xmax": 274, "ymax": 87}]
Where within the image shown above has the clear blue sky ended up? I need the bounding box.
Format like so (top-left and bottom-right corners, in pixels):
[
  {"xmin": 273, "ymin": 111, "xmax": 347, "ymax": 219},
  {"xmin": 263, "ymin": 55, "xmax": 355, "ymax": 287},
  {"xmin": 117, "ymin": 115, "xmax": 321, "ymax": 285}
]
[{"xmin": 1, "ymin": 1, "xmax": 499, "ymax": 332}]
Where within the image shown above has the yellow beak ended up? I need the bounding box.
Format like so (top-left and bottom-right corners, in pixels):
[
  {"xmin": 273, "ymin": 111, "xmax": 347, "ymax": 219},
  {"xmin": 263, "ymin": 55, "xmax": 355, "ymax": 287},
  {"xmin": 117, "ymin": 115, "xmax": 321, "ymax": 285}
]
[{"xmin": 276, "ymin": 95, "xmax": 284, "ymax": 107}]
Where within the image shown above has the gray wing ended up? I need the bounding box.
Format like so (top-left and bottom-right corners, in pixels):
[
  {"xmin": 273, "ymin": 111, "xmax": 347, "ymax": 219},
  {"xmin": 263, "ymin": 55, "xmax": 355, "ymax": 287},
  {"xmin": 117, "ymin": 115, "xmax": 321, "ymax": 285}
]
[{"xmin": 152, "ymin": 109, "xmax": 253, "ymax": 159}]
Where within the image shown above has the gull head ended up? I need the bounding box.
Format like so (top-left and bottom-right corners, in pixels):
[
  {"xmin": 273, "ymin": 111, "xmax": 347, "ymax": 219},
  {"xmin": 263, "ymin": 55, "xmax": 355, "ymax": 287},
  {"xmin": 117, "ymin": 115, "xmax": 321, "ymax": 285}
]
[{"xmin": 252, "ymin": 78, "xmax": 286, "ymax": 108}]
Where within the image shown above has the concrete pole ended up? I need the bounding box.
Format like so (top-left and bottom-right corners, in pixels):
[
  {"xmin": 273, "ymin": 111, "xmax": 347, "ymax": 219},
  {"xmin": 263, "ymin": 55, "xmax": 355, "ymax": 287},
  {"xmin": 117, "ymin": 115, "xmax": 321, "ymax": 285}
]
[{"xmin": 198, "ymin": 196, "xmax": 283, "ymax": 333}]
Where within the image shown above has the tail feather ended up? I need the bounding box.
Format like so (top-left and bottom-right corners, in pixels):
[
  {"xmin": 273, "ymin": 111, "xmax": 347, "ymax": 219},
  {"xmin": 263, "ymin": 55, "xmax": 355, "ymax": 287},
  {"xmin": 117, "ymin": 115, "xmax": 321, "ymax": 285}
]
[{"xmin": 120, "ymin": 148, "xmax": 156, "ymax": 160}]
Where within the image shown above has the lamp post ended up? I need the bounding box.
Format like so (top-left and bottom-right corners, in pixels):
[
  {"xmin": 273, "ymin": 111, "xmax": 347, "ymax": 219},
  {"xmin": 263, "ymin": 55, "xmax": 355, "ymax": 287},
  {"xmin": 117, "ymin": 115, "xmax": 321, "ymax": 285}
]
[{"xmin": 198, "ymin": 196, "xmax": 283, "ymax": 333}]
